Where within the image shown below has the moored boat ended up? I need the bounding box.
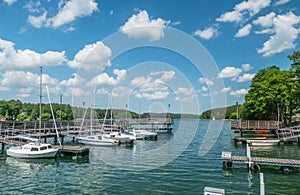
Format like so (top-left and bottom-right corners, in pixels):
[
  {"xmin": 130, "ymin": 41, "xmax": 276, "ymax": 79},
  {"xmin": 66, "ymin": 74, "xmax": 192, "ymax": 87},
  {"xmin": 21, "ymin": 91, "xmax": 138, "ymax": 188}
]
[
  {"xmin": 7, "ymin": 142, "xmax": 59, "ymax": 158},
  {"xmin": 246, "ymin": 138, "xmax": 280, "ymax": 146},
  {"xmin": 77, "ymin": 134, "xmax": 119, "ymax": 146}
]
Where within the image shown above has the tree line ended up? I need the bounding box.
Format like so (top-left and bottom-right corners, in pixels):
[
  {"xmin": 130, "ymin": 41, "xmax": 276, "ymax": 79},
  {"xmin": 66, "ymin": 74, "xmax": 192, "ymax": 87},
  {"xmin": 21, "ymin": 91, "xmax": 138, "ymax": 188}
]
[
  {"xmin": 0, "ymin": 100, "xmax": 197, "ymax": 121},
  {"xmin": 201, "ymin": 50, "xmax": 300, "ymax": 127}
]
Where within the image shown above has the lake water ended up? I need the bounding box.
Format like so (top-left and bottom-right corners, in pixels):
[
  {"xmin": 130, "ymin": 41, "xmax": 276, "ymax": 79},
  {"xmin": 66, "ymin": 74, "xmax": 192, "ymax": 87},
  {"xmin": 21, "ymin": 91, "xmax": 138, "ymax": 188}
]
[{"xmin": 0, "ymin": 119, "xmax": 299, "ymax": 194}]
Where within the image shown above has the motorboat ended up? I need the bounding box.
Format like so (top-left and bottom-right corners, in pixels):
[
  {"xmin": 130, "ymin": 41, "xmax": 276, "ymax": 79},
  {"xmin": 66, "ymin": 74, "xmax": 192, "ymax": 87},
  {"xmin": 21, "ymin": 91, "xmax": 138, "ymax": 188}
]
[
  {"xmin": 77, "ymin": 134, "xmax": 119, "ymax": 146},
  {"xmin": 246, "ymin": 138, "xmax": 280, "ymax": 146},
  {"xmin": 7, "ymin": 142, "xmax": 59, "ymax": 159},
  {"xmin": 104, "ymin": 131, "xmax": 136, "ymax": 144},
  {"xmin": 129, "ymin": 129, "xmax": 158, "ymax": 140}
]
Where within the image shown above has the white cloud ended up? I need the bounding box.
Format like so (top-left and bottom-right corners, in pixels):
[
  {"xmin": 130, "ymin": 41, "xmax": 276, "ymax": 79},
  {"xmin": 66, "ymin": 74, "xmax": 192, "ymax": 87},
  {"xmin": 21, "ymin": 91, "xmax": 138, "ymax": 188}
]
[
  {"xmin": 221, "ymin": 87, "xmax": 232, "ymax": 93},
  {"xmin": 201, "ymin": 86, "xmax": 208, "ymax": 92},
  {"xmin": 96, "ymin": 88, "xmax": 108, "ymax": 95},
  {"xmin": 274, "ymin": 0, "xmax": 290, "ymax": 6},
  {"xmin": 27, "ymin": 12, "xmax": 47, "ymax": 28},
  {"xmin": 88, "ymin": 69, "xmax": 126, "ymax": 86},
  {"xmin": 217, "ymin": 66, "xmax": 242, "ymax": 79},
  {"xmin": 0, "ymin": 38, "xmax": 66, "ymax": 70},
  {"xmin": 120, "ymin": 10, "xmax": 170, "ymax": 41},
  {"xmin": 154, "ymin": 71, "xmax": 175, "ymax": 83},
  {"xmin": 60, "ymin": 73, "xmax": 86, "ymax": 87},
  {"xmin": 27, "ymin": 0, "xmax": 98, "ymax": 29},
  {"xmin": 254, "ymin": 28, "xmax": 274, "ymax": 34},
  {"xmin": 131, "ymin": 76, "xmax": 151, "ymax": 87},
  {"xmin": 68, "ymin": 41, "xmax": 111, "ymax": 72},
  {"xmin": 4, "ymin": 0, "xmax": 17, "ymax": 5},
  {"xmin": 237, "ymin": 73, "xmax": 256, "ymax": 82},
  {"xmin": 198, "ymin": 77, "xmax": 214, "ymax": 86},
  {"xmin": 242, "ymin": 63, "xmax": 253, "ymax": 71},
  {"xmin": 230, "ymin": 88, "xmax": 248, "ymax": 97},
  {"xmin": 135, "ymin": 91, "xmax": 169, "ymax": 100},
  {"xmin": 112, "ymin": 86, "xmax": 133, "ymax": 98},
  {"xmin": 194, "ymin": 27, "xmax": 217, "ymax": 40},
  {"xmin": 257, "ymin": 12, "xmax": 300, "ymax": 57},
  {"xmin": 0, "ymin": 71, "xmax": 59, "ymax": 97},
  {"xmin": 174, "ymin": 87, "xmax": 196, "ymax": 102},
  {"xmin": 252, "ymin": 12, "xmax": 276, "ymax": 27},
  {"xmin": 235, "ymin": 24, "xmax": 252, "ymax": 37},
  {"xmin": 216, "ymin": 0, "xmax": 271, "ymax": 23}
]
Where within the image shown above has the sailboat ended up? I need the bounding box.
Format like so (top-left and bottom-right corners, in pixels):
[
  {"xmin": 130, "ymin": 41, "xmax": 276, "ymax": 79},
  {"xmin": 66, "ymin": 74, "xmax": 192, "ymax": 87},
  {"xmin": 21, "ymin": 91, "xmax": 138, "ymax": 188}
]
[
  {"xmin": 77, "ymin": 102, "xmax": 118, "ymax": 146},
  {"xmin": 7, "ymin": 67, "xmax": 60, "ymax": 158}
]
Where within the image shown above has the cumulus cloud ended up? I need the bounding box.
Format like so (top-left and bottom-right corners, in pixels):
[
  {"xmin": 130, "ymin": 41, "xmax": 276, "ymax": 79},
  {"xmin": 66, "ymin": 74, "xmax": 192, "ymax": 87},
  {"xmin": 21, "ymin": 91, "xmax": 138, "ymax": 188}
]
[
  {"xmin": 0, "ymin": 38, "xmax": 66, "ymax": 70},
  {"xmin": 230, "ymin": 88, "xmax": 248, "ymax": 97},
  {"xmin": 27, "ymin": 0, "xmax": 98, "ymax": 29},
  {"xmin": 252, "ymin": 12, "xmax": 276, "ymax": 27},
  {"xmin": 68, "ymin": 41, "xmax": 111, "ymax": 72},
  {"xmin": 221, "ymin": 87, "xmax": 232, "ymax": 93},
  {"xmin": 120, "ymin": 10, "xmax": 170, "ymax": 41},
  {"xmin": 174, "ymin": 87, "xmax": 196, "ymax": 102},
  {"xmin": 257, "ymin": 12, "xmax": 300, "ymax": 57},
  {"xmin": 0, "ymin": 71, "xmax": 59, "ymax": 97},
  {"xmin": 60, "ymin": 73, "xmax": 86, "ymax": 87},
  {"xmin": 242, "ymin": 63, "xmax": 253, "ymax": 71},
  {"xmin": 217, "ymin": 66, "xmax": 242, "ymax": 79},
  {"xmin": 235, "ymin": 24, "xmax": 252, "ymax": 37},
  {"xmin": 237, "ymin": 73, "xmax": 256, "ymax": 82},
  {"xmin": 88, "ymin": 69, "xmax": 126, "ymax": 86},
  {"xmin": 4, "ymin": 0, "xmax": 17, "ymax": 5},
  {"xmin": 274, "ymin": 0, "xmax": 290, "ymax": 6},
  {"xmin": 198, "ymin": 77, "xmax": 214, "ymax": 86},
  {"xmin": 194, "ymin": 27, "xmax": 218, "ymax": 40},
  {"xmin": 216, "ymin": 0, "xmax": 271, "ymax": 23}
]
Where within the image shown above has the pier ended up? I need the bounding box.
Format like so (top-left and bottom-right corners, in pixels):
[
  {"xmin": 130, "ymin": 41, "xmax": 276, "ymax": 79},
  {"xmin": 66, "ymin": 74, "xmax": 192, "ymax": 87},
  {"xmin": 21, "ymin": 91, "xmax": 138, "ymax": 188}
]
[{"xmin": 221, "ymin": 144, "xmax": 300, "ymax": 171}]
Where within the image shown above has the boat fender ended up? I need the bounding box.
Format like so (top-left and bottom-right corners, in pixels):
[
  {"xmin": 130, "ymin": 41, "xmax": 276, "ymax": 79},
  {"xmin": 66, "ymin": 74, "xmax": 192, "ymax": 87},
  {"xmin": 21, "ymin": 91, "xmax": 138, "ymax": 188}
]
[
  {"xmin": 224, "ymin": 161, "xmax": 233, "ymax": 168},
  {"xmin": 251, "ymin": 163, "xmax": 260, "ymax": 171}
]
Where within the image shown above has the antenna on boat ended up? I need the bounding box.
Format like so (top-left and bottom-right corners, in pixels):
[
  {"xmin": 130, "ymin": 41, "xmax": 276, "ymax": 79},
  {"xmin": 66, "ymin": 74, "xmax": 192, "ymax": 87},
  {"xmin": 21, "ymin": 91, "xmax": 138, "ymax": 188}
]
[{"xmin": 39, "ymin": 66, "xmax": 43, "ymax": 145}]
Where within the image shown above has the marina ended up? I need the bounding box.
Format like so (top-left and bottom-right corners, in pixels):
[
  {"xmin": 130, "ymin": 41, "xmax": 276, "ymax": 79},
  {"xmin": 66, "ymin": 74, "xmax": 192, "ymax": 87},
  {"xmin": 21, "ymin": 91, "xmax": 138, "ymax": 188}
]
[{"xmin": 0, "ymin": 119, "xmax": 299, "ymax": 194}]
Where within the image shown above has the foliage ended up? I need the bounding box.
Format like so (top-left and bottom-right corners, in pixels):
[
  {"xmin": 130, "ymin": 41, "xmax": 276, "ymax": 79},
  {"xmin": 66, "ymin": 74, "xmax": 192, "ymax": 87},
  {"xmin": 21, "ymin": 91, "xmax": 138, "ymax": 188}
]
[{"xmin": 241, "ymin": 50, "xmax": 300, "ymax": 126}]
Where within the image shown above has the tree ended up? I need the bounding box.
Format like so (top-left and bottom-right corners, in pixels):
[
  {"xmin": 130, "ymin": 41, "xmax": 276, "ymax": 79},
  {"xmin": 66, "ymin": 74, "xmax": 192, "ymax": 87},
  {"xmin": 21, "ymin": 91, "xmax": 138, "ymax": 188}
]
[{"xmin": 242, "ymin": 66, "xmax": 296, "ymax": 126}]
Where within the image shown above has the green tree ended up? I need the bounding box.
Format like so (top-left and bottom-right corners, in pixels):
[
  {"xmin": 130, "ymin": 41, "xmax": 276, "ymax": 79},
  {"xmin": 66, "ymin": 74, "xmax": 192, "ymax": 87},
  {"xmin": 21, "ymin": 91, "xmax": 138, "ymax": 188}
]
[{"xmin": 242, "ymin": 66, "xmax": 296, "ymax": 126}]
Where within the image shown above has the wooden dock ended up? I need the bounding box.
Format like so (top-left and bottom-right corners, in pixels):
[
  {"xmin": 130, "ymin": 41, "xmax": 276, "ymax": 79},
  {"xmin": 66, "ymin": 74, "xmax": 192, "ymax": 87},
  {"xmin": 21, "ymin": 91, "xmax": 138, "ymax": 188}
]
[{"xmin": 221, "ymin": 144, "xmax": 300, "ymax": 171}]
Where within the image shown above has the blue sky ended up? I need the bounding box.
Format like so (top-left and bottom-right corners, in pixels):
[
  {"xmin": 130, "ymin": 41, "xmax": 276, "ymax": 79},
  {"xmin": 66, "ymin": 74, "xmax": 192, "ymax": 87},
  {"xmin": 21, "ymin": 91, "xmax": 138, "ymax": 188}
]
[{"xmin": 0, "ymin": 0, "xmax": 299, "ymax": 115}]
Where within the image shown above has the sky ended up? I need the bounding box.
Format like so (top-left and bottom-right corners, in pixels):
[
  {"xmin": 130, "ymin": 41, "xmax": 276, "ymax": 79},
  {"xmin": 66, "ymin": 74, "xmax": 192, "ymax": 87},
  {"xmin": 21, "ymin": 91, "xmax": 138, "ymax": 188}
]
[{"xmin": 0, "ymin": 0, "xmax": 299, "ymax": 115}]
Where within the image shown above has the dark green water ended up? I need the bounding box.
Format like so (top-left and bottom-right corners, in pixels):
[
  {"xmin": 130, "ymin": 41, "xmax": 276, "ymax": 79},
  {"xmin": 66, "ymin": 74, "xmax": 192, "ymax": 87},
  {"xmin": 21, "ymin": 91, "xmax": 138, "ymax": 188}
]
[{"xmin": 0, "ymin": 119, "xmax": 299, "ymax": 194}]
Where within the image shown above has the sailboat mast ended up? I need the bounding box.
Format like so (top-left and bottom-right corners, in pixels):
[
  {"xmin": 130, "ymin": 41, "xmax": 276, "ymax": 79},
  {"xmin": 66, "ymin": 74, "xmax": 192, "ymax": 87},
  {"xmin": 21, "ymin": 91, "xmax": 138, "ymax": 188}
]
[{"xmin": 39, "ymin": 66, "xmax": 42, "ymax": 143}]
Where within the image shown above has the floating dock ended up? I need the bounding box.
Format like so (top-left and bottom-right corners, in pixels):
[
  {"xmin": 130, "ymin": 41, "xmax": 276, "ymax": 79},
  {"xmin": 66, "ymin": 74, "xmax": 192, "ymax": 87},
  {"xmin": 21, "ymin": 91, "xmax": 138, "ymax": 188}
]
[{"xmin": 221, "ymin": 144, "xmax": 300, "ymax": 171}]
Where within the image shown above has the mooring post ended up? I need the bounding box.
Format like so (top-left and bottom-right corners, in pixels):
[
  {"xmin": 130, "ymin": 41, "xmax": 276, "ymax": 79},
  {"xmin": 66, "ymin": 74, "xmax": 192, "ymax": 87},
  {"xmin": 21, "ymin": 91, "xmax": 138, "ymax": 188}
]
[
  {"xmin": 246, "ymin": 143, "xmax": 252, "ymax": 169},
  {"xmin": 260, "ymin": 173, "xmax": 265, "ymax": 195}
]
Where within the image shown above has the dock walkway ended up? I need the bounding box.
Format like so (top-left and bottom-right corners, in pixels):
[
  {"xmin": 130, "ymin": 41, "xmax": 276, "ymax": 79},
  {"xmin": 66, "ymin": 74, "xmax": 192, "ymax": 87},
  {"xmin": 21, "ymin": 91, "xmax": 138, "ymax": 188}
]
[{"xmin": 221, "ymin": 144, "xmax": 300, "ymax": 171}]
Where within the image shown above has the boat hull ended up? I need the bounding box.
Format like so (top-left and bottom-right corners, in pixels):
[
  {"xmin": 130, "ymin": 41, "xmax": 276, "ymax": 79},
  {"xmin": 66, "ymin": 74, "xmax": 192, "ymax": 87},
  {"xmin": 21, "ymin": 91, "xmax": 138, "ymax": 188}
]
[
  {"xmin": 7, "ymin": 147, "xmax": 59, "ymax": 159},
  {"xmin": 246, "ymin": 139, "xmax": 280, "ymax": 146},
  {"xmin": 77, "ymin": 137, "xmax": 119, "ymax": 146}
]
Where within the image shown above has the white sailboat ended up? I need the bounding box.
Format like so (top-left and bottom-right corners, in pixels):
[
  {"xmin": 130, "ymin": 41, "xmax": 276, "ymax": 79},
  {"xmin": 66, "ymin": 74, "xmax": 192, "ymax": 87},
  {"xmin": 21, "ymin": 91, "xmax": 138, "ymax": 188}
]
[
  {"xmin": 7, "ymin": 67, "xmax": 59, "ymax": 158},
  {"xmin": 76, "ymin": 103, "xmax": 118, "ymax": 146}
]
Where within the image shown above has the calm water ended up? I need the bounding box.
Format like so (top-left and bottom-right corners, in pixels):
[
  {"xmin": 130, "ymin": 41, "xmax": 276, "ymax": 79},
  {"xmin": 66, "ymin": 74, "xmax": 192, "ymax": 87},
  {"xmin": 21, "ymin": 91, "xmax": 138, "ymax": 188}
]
[{"xmin": 1, "ymin": 119, "xmax": 300, "ymax": 194}]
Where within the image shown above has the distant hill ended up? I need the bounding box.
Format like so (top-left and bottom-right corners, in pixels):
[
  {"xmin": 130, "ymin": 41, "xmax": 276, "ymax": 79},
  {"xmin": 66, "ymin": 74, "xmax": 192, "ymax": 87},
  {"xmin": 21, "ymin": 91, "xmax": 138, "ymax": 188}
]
[{"xmin": 200, "ymin": 104, "xmax": 239, "ymax": 120}]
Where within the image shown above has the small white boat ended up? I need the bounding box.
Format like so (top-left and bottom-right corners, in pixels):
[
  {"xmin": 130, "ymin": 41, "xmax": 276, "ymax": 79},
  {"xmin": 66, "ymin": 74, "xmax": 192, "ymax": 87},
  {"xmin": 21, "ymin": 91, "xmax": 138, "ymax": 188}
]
[
  {"xmin": 246, "ymin": 138, "xmax": 280, "ymax": 146},
  {"xmin": 77, "ymin": 134, "xmax": 119, "ymax": 146},
  {"xmin": 104, "ymin": 132, "xmax": 136, "ymax": 144},
  {"xmin": 129, "ymin": 129, "xmax": 158, "ymax": 140},
  {"xmin": 7, "ymin": 142, "xmax": 59, "ymax": 159}
]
